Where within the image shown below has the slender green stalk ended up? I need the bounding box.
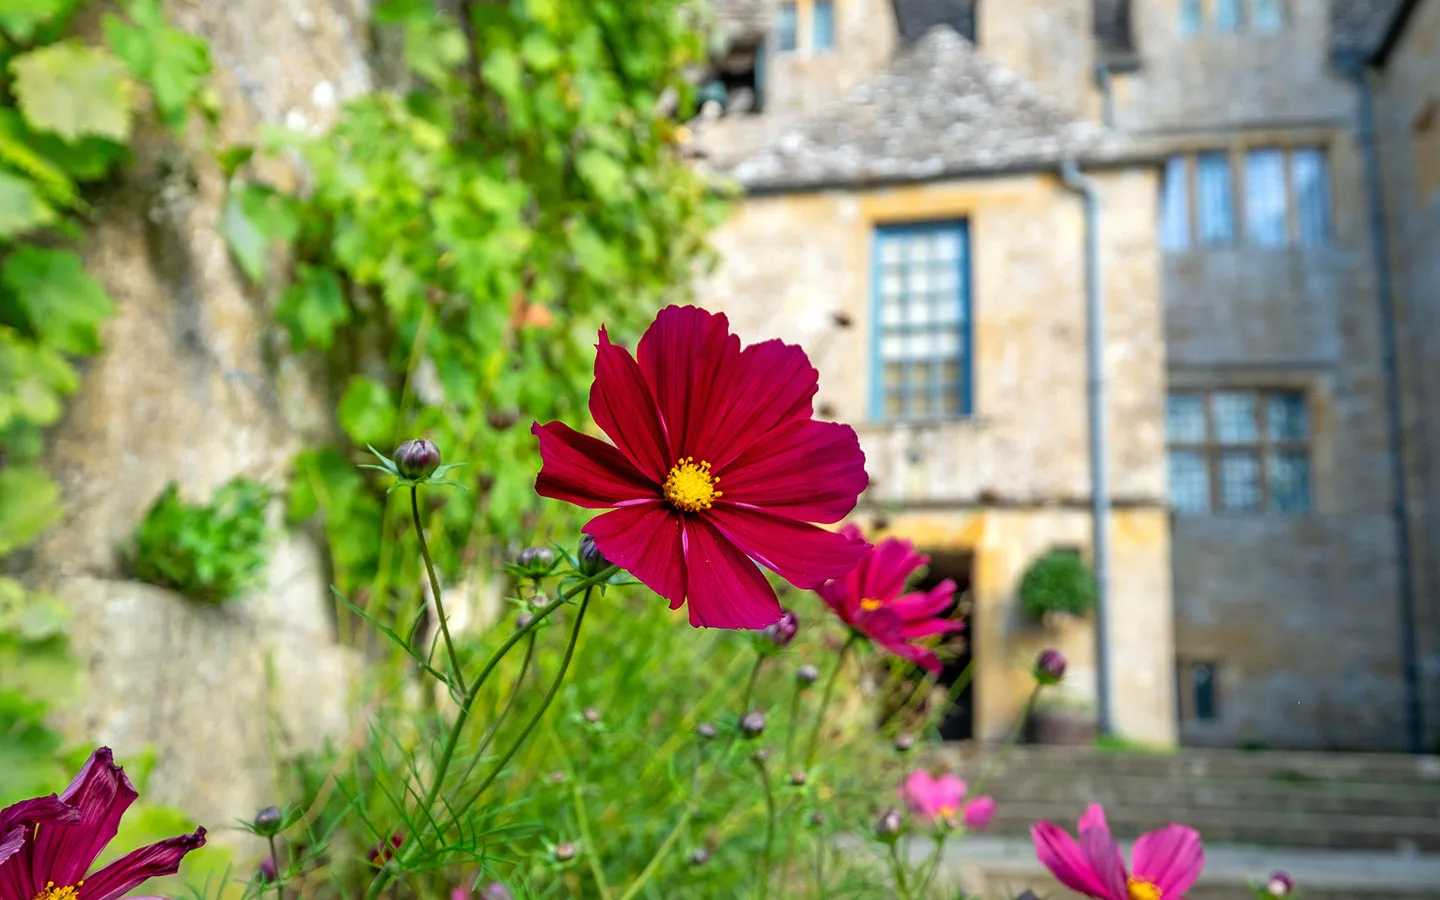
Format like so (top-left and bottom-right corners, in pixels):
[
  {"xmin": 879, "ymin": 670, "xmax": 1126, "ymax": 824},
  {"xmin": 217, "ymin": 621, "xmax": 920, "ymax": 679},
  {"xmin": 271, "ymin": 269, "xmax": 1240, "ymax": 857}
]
[
  {"xmin": 453, "ymin": 583, "xmax": 595, "ymax": 812},
  {"xmin": 411, "ymin": 486, "xmax": 466, "ymax": 697},
  {"xmin": 616, "ymin": 807, "xmax": 694, "ymax": 900},
  {"xmin": 970, "ymin": 684, "xmax": 1041, "ymax": 798},
  {"xmin": 573, "ymin": 779, "xmax": 614, "ymax": 900},
  {"xmin": 454, "ymin": 629, "xmax": 536, "ymax": 790},
  {"xmin": 754, "ymin": 756, "xmax": 777, "ymax": 900},
  {"xmin": 740, "ymin": 651, "xmax": 763, "ymax": 714},
  {"xmin": 915, "ymin": 832, "xmax": 948, "ymax": 896},
  {"xmin": 804, "ymin": 632, "xmax": 860, "ymax": 770},
  {"xmin": 887, "ymin": 841, "xmax": 913, "ymax": 900},
  {"xmin": 784, "ymin": 681, "xmax": 803, "ymax": 767},
  {"xmin": 266, "ymin": 834, "xmax": 283, "ymax": 900}
]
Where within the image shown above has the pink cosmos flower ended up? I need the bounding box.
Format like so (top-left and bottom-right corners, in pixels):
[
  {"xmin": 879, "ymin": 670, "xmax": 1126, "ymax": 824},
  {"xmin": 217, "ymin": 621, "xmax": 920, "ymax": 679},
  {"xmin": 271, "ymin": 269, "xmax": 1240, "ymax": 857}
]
[
  {"xmin": 1032, "ymin": 804, "xmax": 1204, "ymax": 900},
  {"xmin": 816, "ymin": 526, "xmax": 963, "ymax": 672},
  {"xmin": 901, "ymin": 770, "xmax": 996, "ymax": 830},
  {"xmin": 533, "ymin": 305, "xmax": 870, "ymax": 629},
  {"xmin": 0, "ymin": 747, "xmax": 206, "ymax": 900}
]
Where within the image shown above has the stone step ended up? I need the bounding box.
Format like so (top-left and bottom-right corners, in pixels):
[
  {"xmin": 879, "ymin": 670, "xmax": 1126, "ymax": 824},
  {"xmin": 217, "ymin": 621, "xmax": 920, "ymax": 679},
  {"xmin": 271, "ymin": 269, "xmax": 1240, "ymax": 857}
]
[
  {"xmin": 982, "ymin": 801, "xmax": 1440, "ymax": 852},
  {"xmin": 935, "ymin": 745, "xmax": 1440, "ymax": 784}
]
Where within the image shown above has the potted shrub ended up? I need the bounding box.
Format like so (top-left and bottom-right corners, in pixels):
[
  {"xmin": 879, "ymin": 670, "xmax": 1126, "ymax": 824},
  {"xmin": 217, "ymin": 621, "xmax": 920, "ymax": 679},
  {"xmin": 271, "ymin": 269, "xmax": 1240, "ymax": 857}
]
[
  {"xmin": 1025, "ymin": 692, "xmax": 1098, "ymax": 746},
  {"xmin": 1018, "ymin": 549, "xmax": 1096, "ymax": 628}
]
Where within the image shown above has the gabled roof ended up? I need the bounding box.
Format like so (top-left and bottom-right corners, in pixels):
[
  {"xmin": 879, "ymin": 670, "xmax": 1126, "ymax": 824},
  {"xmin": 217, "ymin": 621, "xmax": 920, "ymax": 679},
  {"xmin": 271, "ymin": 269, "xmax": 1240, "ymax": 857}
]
[
  {"xmin": 1330, "ymin": 0, "xmax": 1410, "ymax": 58},
  {"xmin": 728, "ymin": 27, "xmax": 1139, "ymax": 192}
]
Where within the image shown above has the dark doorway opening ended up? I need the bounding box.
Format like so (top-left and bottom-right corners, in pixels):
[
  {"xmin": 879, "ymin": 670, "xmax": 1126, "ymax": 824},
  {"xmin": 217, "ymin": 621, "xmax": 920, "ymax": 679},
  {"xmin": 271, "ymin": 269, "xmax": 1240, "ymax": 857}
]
[{"xmin": 918, "ymin": 551, "xmax": 974, "ymax": 741}]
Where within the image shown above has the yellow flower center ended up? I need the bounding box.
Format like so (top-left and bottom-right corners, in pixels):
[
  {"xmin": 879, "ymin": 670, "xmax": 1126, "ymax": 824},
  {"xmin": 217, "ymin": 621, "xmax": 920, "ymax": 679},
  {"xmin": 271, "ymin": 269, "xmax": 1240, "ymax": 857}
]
[
  {"xmin": 663, "ymin": 457, "xmax": 721, "ymax": 513},
  {"xmin": 34, "ymin": 881, "xmax": 82, "ymax": 900},
  {"xmin": 937, "ymin": 805, "xmax": 957, "ymax": 819},
  {"xmin": 860, "ymin": 598, "xmax": 883, "ymax": 611},
  {"xmin": 1127, "ymin": 877, "xmax": 1162, "ymax": 900}
]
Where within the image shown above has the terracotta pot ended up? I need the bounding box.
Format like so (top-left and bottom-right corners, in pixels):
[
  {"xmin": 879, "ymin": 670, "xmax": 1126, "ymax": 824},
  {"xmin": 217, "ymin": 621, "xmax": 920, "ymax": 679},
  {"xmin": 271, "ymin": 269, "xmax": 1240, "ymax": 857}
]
[{"xmin": 1025, "ymin": 708, "xmax": 1098, "ymax": 745}]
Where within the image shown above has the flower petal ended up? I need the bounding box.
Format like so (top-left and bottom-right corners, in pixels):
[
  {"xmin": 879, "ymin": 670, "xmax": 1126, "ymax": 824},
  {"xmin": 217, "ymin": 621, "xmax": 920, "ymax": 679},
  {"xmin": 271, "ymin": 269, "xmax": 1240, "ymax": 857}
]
[
  {"xmin": 532, "ymin": 421, "xmax": 658, "ymax": 508},
  {"xmin": 80, "ymin": 827, "xmax": 207, "ymax": 900},
  {"xmin": 715, "ymin": 419, "xmax": 868, "ymax": 523},
  {"xmin": 583, "ymin": 502, "xmax": 684, "ymax": 605},
  {"xmin": 706, "ymin": 505, "xmax": 867, "ymax": 590},
  {"xmin": 934, "ymin": 774, "xmax": 966, "ymax": 811},
  {"xmin": 900, "ymin": 617, "xmax": 966, "ymax": 640},
  {"xmin": 686, "ymin": 334, "xmax": 820, "ymax": 470},
  {"xmin": 1131, "ymin": 824, "xmax": 1204, "ymax": 898},
  {"xmin": 963, "ymin": 796, "xmax": 997, "ymax": 830},
  {"xmin": 890, "ymin": 580, "xmax": 959, "ymax": 622},
  {"xmin": 681, "ymin": 516, "xmax": 783, "ymax": 629},
  {"xmin": 590, "ymin": 326, "xmax": 671, "ymax": 481},
  {"xmin": 27, "ymin": 748, "xmax": 138, "ymax": 889},
  {"xmin": 0, "ymin": 795, "xmax": 77, "ymax": 868},
  {"xmin": 901, "ymin": 771, "xmax": 939, "ymax": 818},
  {"xmin": 1078, "ymin": 804, "xmax": 1129, "ymax": 900},
  {"xmin": 634, "ymin": 304, "xmax": 740, "ymax": 462},
  {"xmin": 1032, "ymin": 820, "xmax": 1111, "ymax": 898}
]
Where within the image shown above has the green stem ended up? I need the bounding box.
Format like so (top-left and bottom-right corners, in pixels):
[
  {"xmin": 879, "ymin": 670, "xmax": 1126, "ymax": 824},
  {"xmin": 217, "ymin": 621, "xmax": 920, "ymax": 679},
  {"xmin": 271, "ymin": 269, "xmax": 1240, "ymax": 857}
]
[
  {"xmin": 916, "ymin": 832, "xmax": 947, "ymax": 896},
  {"xmin": 754, "ymin": 756, "xmax": 777, "ymax": 900},
  {"xmin": 453, "ymin": 583, "xmax": 595, "ymax": 813},
  {"xmin": 573, "ymin": 779, "xmax": 614, "ymax": 900},
  {"xmin": 360, "ymin": 566, "xmax": 617, "ymax": 900},
  {"xmin": 971, "ymin": 684, "xmax": 1042, "ymax": 798},
  {"xmin": 784, "ymin": 681, "xmax": 803, "ymax": 767},
  {"xmin": 266, "ymin": 834, "xmax": 283, "ymax": 900},
  {"xmin": 804, "ymin": 633, "xmax": 859, "ymax": 770},
  {"xmin": 887, "ymin": 841, "xmax": 913, "ymax": 900},
  {"xmin": 454, "ymin": 628, "xmax": 536, "ymax": 790},
  {"xmin": 412, "ymin": 486, "xmax": 466, "ymax": 698},
  {"xmin": 616, "ymin": 807, "xmax": 694, "ymax": 900},
  {"xmin": 741, "ymin": 651, "xmax": 763, "ymax": 715}
]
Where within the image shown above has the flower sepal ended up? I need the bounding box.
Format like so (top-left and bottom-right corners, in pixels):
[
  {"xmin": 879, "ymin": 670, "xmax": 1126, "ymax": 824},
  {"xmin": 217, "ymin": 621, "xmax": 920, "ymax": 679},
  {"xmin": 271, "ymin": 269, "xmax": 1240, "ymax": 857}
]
[{"xmin": 361, "ymin": 444, "xmax": 469, "ymax": 493}]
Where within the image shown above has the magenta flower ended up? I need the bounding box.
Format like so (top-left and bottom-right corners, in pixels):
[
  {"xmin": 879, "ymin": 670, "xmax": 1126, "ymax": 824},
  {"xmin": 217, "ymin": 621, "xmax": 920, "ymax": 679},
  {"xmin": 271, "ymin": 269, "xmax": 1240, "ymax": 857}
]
[
  {"xmin": 901, "ymin": 770, "xmax": 996, "ymax": 830},
  {"xmin": 816, "ymin": 526, "xmax": 963, "ymax": 672},
  {"xmin": 533, "ymin": 305, "xmax": 870, "ymax": 629},
  {"xmin": 0, "ymin": 747, "xmax": 206, "ymax": 900},
  {"xmin": 1032, "ymin": 804, "xmax": 1203, "ymax": 900}
]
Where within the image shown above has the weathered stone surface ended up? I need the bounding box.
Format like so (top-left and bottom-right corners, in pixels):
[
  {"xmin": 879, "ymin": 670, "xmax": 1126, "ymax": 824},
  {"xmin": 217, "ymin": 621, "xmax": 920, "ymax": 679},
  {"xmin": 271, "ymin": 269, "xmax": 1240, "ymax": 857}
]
[{"xmin": 50, "ymin": 537, "xmax": 355, "ymax": 838}]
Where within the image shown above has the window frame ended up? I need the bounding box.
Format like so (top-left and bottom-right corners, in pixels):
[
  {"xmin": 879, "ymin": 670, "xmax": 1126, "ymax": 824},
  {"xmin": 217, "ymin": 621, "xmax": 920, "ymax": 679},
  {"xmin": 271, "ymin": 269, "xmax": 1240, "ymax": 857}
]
[
  {"xmin": 1166, "ymin": 388, "xmax": 1313, "ymax": 515},
  {"xmin": 812, "ymin": 0, "xmax": 836, "ymax": 52},
  {"xmin": 869, "ymin": 220, "xmax": 974, "ymax": 424},
  {"xmin": 1163, "ymin": 146, "xmax": 1333, "ymax": 252}
]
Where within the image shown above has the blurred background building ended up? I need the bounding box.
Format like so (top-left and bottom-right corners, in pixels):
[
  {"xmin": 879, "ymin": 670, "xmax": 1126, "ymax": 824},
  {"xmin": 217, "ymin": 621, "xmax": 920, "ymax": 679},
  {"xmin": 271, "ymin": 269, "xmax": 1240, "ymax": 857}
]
[{"xmin": 693, "ymin": 0, "xmax": 1440, "ymax": 755}]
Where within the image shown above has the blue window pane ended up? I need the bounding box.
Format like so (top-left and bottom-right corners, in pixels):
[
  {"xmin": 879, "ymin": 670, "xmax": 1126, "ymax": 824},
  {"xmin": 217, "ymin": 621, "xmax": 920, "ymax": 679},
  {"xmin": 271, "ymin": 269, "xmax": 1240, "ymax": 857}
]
[
  {"xmin": 813, "ymin": 0, "xmax": 836, "ymax": 51},
  {"xmin": 1213, "ymin": 392, "xmax": 1258, "ymax": 444},
  {"xmin": 1169, "ymin": 451, "xmax": 1210, "ymax": 513},
  {"xmin": 1293, "ymin": 149, "xmax": 1331, "ymax": 246},
  {"xmin": 1266, "ymin": 393, "xmax": 1308, "ymax": 440},
  {"xmin": 1217, "ymin": 0, "xmax": 1243, "ymax": 31},
  {"xmin": 1252, "ymin": 0, "xmax": 1284, "ymax": 31},
  {"xmin": 874, "ymin": 225, "xmax": 969, "ymax": 421},
  {"xmin": 1167, "ymin": 393, "xmax": 1207, "ymax": 442},
  {"xmin": 1161, "ymin": 156, "xmax": 1191, "ymax": 251},
  {"xmin": 1246, "ymin": 149, "xmax": 1288, "ymax": 246},
  {"xmin": 1269, "ymin": 451, "xmax": 1311, "ymax": 513},
  {"xmin": 1192, "ymin": 663, "xmax": 1217, "ymax": 721},
  {"xmin": 1179, "ymin": 0, "xmax": 1202, "ymax": 35},
  {"xmin": 1197, "ymin": 153, "xmax": 1236, "ymax": 245},
  {"xmin": 1219, "ymin": 451, "xmax": 1262, "ymax": 511},
  {"xmin": 776, "ymin": 2, "xmax": 798, "ymax": 52}
]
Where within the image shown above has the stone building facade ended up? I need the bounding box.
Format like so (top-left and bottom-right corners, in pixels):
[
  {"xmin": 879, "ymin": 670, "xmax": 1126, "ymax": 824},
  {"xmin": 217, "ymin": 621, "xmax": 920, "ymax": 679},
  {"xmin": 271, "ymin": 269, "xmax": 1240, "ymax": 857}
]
[{"xmin": 694, "ymin": 0, "xmax": 1440, "ymax": 751}]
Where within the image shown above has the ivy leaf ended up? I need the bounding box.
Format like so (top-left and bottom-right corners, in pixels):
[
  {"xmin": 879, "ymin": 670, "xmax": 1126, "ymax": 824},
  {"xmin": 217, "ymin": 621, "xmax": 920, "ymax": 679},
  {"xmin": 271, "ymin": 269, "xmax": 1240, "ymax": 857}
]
[
  {"xmin": 10, "ymin": 42, "xmax": 135, "ymax": 143},
  {"xmin": 0, "ymin": 0, "xmax": 77, "ymax": 42},
  {"xmin": 275, "ymin": 265, "xmax": 350, "ymax": 351},
  {"xmin": 0, "ymin": 111, "xmax": 78, "ymax": 209},
  {"xmin": 104, "ymin": 0, "xmax": 212, "ymax": 130},
  {"xmin": 481, "ymin": 47, "xmax": 524, "ymax": 108},
  {"xmin": 216, "ymin": 145, "xmax": 255, "ymax": 181},
  {"xmin": 336, "ymin": 376, "xmax": 396, "ymax": 447},
  {"xmin": 576, "ymin": 149, "xmax": 629, "ymax": 200},
  {"xmin": 0, "ymin": 326, "xmax": 79, "ymax": 431},
  {"xmin": 403, "ymin": 19, "xmax": 467, "ymax": 86},
  {"xmin": 220, "ymin": 184, "xmax": 301, "ymax": 284},
  {"xmin": 519, "ymin": 32, "xmax": 562, "ymax": 72},
  {"xmin": 2, "ymin": 247, "xmax": 115, "ymax": 355},
  {"xmin": 0, "ymin": 172, "xmax": 56, "ymax": 239},
  {"xmin": 0, "ymin": 466, "xmax": 60, "ymax": 555}
]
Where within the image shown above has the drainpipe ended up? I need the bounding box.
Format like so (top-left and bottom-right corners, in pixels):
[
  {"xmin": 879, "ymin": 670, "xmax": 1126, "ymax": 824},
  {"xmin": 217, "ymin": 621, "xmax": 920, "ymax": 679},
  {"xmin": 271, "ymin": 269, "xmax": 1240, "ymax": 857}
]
[
  {"xmin": 1343, "ymin": 57, "xmax": 1424, "ymax": 754},
  {"xmin": 1061, "ymin": 160, "xmax": 1114, "ymax": 738},
  {"xmin": 1094, "ymin": 63, "xmax": 1116, "ymax": 128}
]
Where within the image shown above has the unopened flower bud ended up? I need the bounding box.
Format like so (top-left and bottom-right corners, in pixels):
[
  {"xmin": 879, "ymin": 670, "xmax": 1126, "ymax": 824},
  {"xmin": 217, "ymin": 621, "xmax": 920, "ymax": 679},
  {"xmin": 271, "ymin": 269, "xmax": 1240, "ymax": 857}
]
[
  {"xmin": 790, "ymin": 770, "xmax": 807, "ymax": 787},
  {"xmin": 257, "ymin": 858, "xmax": 277, "ymax": 884},
  {"xmin": 875, "ymin": 808, "xmax": 903, "ymax": 842},
  {"xmin": 368, "ymin": 832, "xmax": 403, "ymax": 866},
  {"xmin": 796, "ymin": 664, "xmax": 819, "ymax": 686},
  {"xmin": 254, "ymin": 805, "xmax": 283, "ymax": 835},
  {"xmin": 548, "ymin": 770, "xmax": 567, "ymax": 784},
  {"xmin": 517, "ymin": 546, "xmax": 555, "ymax": 575},
  {"xmin": 479, "ymin": 884, "xmax": 514, "ymax": 900},
  {"xmin": 761, "ymin": 609, "xmax": 798, "ymax": 649},
  {"xmin": 583, "ymin": 707, "xmax": 601, "ymax": 724},
  {"xmin": 1266, "ymin": 872, "xmax": 1294, "ymax": 896},
  {"xmin": 807, "ymin": 810, "xmax": 826, "ymax": 828},
  {"xmin": 554, "ymin": 841, "xmax": 576, "ymax": 862},
  {"xmin": 741, "ymin": 711, "xmax": 766, "ymax": 738},
  {"xmin": 394, "ymin": 439, "xmax": 441, "ymax": 479},
  {"xmin": 696, "ymin": 721, "xmax": 717, "ymax": 740},
  {"xmin": 577, "ymin": 535, "xmax": 609, "ymax": 576},
  {"xmin": 689, "ymin": 847, "xmax": 710, "ymax": 866},
  {"xmin": 1035, "ymin": 649, "xmax": 1067, "ymax": 686},
  {"xmin": 516, "ymin": 613, "xmax": 534, "ymax": 630},
  {"xmin": 751, "ymin": 747, "xmax": 772, "ymax": 763},
  {"xmin": 893, "ymin": 733, "xmax": 914, "ymax": 753}
]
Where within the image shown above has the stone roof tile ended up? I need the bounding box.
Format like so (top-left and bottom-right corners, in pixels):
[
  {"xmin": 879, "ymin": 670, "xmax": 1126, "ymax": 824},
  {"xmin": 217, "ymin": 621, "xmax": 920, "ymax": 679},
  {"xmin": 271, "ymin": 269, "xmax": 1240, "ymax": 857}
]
[{"xmin": 1329, "ymin": 0, "xmax": 1410, "ymax": 59}]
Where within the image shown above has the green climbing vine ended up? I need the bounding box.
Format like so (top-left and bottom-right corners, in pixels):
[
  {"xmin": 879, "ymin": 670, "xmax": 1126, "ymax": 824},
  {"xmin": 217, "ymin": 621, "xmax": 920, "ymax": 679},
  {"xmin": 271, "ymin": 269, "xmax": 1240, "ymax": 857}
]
[
  {"xmin": 0, "ymin": 0, "xmax": 214, "ymax": 798},
  {"xmin": 221, "ymin": 0, "xmax": 726, "ymax": 612}
]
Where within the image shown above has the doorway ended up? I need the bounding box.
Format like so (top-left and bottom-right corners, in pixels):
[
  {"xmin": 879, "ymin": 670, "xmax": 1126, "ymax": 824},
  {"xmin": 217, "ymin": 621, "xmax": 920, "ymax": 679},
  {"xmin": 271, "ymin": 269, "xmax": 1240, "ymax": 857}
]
[{"xmin": 918, "ymin": 550, "xmax": 974, "ymax": 741}]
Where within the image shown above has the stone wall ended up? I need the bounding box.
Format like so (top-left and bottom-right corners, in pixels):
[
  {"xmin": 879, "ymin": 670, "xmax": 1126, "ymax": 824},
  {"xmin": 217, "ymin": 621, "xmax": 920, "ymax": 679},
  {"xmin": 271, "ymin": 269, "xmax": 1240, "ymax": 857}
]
[
  {"xmin": 977, "ymin": 0, "xmax": 1098, "ymax": 121},
  {"xmin": 1375, "ymin": 0, "xmax": 1440, "ymax": 749},
  {"xmin": 19, "ymin": 0, "xmax": 371, "ymax": 840},
  {"xmin": 695, "ymin": 168, "xmax": 1176, "ymax": 744}
]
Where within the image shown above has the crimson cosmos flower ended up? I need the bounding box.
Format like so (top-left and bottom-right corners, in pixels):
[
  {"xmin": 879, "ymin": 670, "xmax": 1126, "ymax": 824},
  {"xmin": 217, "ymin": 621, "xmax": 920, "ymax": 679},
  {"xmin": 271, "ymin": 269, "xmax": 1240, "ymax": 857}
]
[
  {"xmin": 532, "ymin": 305, "xmax": 869, "ymax": 628},
  {"xmin": 0, "ymin": 747, "xmax": 206, "ymax": 900},
  {"xmin": 816, "ymin": 525, "xmax": 963, "ymax": 672},
  {"xmin": 900, "ymin": 770, "xmax": 996, "ymax": 830},
  {"xmin": 1032, "ymin": 804, "xmax": 1203, "ymax": 900}
]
